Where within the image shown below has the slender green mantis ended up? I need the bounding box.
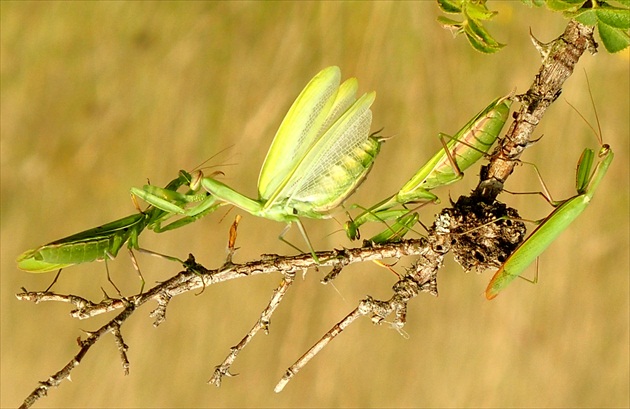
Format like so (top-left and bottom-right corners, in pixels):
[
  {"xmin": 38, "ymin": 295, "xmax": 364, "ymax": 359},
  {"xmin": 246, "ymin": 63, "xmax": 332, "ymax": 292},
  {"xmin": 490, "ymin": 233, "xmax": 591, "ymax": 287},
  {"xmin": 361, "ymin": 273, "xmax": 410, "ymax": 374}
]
[
  {"xmin": 485, "ymin": 100, "xmax": 614, "ymax": 299},
  {"xmin": 345, "ymin": 94, "xmax": 513, "ymax": 241},
  {"xmin": 134, "ymin": 66, "xmax": 382, "ymax": 261},
  {"xmin": 16, "ymin": 171, "xmax": 219, "ymax": 274}
]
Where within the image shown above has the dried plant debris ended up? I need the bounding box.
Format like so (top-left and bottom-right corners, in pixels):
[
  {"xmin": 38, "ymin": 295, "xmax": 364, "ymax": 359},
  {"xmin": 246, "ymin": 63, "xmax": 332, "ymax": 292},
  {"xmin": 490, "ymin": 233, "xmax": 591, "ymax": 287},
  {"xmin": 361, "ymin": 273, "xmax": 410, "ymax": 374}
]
[{"xmin": 437, "ymin": 195, "xmax": 526, "ymax": 273}]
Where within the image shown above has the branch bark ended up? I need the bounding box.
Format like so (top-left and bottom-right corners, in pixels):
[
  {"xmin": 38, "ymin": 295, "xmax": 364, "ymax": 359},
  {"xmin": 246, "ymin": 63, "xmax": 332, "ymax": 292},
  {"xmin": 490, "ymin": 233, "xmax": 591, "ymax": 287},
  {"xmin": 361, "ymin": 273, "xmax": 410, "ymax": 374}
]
[{"xmin": 476, "ymin": 20, "xmax": 597, "ymax": 201}]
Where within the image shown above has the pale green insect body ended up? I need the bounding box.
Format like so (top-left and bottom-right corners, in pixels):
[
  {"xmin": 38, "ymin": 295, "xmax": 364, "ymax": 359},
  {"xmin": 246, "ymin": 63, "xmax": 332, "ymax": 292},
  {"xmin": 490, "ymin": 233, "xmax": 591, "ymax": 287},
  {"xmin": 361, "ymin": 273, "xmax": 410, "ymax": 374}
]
[
  {"xmin": 345, "ymin": 95, "xmax": 512, "ymax": 241},
  {"xmin": 156, "ymin": 66, "xmax": 383, "ymax": 260},
  {"xmin": 485, "ymin": 144, "xmax": 614, "ymax": 299},
  {"xmin": 257, "ymin": 79, "xmax": 377, "ymax": 214},
  {"xmin": 257, "ymin": 68, "xmax": 364, "ymax": 199},
  {"xmin": 391, "ymin": 95, "xmax": 512, "ymax": 205},
  {"xmin": 403, "ymin": 96, "xmax": 512, "ymax": 201},
  {"xmin": 194, "ymin": 128, "xmax": 382, "ymax": 222},
  {"xmin": 285, "ymin": 130, "xmax": 382, "ymax": 215}
]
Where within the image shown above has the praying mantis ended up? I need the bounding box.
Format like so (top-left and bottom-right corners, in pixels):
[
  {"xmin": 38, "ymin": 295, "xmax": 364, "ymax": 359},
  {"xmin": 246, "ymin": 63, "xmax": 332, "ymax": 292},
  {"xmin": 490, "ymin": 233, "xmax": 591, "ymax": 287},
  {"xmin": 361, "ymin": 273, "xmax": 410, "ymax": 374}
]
[
  {"xmin": 345, "ymin": 94, "xmax": 513, "ymax": 241},
  {"xmin": 135, "ymin": 66, "xmax": 382, "ymax": 261},
  {"xmin": 485, "ymin": 96, "xmax": 614, "ymax": 299},
  {"xmin": 16, "ymin": 171, "xmax": 219, "ymax": 274}
]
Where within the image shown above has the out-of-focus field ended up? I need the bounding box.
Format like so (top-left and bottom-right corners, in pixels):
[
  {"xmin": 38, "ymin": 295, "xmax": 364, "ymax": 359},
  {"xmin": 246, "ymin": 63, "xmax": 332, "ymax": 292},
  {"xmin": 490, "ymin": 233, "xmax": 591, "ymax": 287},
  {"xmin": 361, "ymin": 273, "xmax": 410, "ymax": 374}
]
[{"xmin": 2, "ymin": 2, "xmax": 628, "ymax": 408}]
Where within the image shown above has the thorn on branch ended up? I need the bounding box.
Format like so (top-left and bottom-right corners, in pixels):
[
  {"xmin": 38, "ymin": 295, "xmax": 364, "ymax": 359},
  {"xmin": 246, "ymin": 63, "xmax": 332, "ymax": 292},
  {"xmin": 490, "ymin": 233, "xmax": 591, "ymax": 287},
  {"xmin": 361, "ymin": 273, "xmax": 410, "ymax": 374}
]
[{"xmin": 150, "ymin": 293, "xmax": 172, "ymax": 327}]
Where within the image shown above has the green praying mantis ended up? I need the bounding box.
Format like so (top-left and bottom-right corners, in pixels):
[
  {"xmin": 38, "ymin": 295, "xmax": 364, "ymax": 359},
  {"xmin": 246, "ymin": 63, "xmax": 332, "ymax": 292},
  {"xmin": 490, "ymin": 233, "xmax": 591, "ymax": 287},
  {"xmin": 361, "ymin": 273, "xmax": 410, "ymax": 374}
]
[
  {"xmin": 345, "ymin": 94, "xmax": 513, "ymax": 242},
  {"xmin": 134, "ymin": 66, "xmax": 382, "ymax": 261},
  {"xmin": 16, "ymin": 170, "xmax": 219, "ymax": 276},
  {"xmin": 485, "ymin": 96, "xmax": 614, "ymax": 300}
]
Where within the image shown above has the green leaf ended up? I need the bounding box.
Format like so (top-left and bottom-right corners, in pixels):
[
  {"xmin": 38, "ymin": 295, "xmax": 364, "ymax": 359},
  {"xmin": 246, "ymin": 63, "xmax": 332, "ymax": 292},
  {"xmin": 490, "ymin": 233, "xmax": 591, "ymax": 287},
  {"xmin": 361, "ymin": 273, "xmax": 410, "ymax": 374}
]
[
  {"xmin": 546, "ymin": 0, "xmax": 587, "ymax": 11},
  {"xmin": 466, "ymin": 13, "xmax": 503, "ymax": 46},
  {"xmin": 570, "ymin": 1, "xmax": 630, "ymax": 51},
  {"xmin": 596, "ymin": 7, "xmax": 630, "ymax": 29},
  {"xmin": 598, "ymin": 19, "xmax": 630, "ymax": 51},
  {"xmin": 614, "ymin": 0, "xmax": 630, "ymax": 8},
  {"xmin": 573, "ymin": 8, "xmax": 599, "ymax": 24},
  {"xmin": 463, "ymin": 23, "xmax": 505, "ymax": 53},
  {"xmin": 465, "ymin": 2, "xmax": 497, "ymax": 20},
  {"xmin": 436, "ymin": 0, "xmax": 505, "ymax": 53},
  {"xmin": 437, "ymin": 0, "xmax": 463, "ymax": 13},
  {"xmin": 463, "ymin": 26, "xmax": 496, "ymax": 53},
  {"xmin": 437, "ymin": 15, "xmax": 465, "ymax": 29}
]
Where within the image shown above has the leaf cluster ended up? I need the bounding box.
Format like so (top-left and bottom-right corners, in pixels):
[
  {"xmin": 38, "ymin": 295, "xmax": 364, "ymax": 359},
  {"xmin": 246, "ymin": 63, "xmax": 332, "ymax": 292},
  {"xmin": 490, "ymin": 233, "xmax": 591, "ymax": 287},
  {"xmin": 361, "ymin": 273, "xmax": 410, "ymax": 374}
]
[{"xmin": 437, "ymin": 0, "xmax": 630, "ymax": 53}]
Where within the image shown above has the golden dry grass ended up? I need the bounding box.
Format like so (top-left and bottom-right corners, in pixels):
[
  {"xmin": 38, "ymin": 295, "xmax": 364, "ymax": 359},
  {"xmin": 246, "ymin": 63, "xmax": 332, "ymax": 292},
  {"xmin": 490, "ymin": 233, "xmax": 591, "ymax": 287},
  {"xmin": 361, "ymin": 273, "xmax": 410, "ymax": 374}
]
[{"xmin": 1, "ymin": 2, "xmax": 628, "ymax": 408}]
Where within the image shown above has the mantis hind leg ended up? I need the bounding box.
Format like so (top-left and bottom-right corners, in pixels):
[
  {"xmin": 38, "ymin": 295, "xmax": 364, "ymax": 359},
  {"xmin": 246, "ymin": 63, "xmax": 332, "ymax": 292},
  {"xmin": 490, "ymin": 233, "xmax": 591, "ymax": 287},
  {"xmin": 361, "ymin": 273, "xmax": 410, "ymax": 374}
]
[
  {"xmin": 43, "ymin": 269, "xmax": 63, "ymax": 292},
  {"xmin": 135, "ymin": 247, "xmax": 184, "ymax": 264},
  {"xmin": 132, "ymin": 247, "xmax": 186, "ymax": 294},
  {"xmin": 126, "ymin": 249, "xmax": 145, "ymax": 294},
  {"xmin": 104, "ymin": 254, "xmax": 123, "ymax": 296},
  {"xmin": 502, "ymin": 160, "xmax": 559, "ymax": 206},
  {"xmin": 438, "ymin": 133, "xmax": 465, "ymax": 179},
  {"xmin": 278, "ymin": 221, "xmax": 322, "ymax": 264}
]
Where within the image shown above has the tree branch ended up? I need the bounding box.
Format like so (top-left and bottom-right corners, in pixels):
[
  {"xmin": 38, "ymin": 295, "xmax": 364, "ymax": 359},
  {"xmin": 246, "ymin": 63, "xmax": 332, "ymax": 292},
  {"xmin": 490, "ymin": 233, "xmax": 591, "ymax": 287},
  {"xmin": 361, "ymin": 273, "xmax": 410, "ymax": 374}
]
[{"xmin": 476, "ymin": 20, "xmax": 597, "ymax": 200}]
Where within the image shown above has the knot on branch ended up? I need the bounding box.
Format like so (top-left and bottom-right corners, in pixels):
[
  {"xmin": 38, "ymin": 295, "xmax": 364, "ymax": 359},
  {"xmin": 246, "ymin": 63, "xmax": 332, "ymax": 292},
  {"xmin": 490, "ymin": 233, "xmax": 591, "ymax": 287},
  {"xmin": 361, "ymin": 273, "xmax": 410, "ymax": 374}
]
[{"xmin": 441, "ymin": 195, "xmax": 526, "ymax": 273}]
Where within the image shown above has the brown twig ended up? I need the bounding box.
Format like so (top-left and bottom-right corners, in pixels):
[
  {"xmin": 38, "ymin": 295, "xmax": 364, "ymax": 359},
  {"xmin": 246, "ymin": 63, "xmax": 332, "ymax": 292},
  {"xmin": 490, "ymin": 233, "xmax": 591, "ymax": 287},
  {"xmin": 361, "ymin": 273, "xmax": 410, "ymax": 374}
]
[
  {"xmin": 19, "ymin": 301, "xmax": 135, "ymax": 409},
  {"xmin": 16, "ymin": 240, "xmax": 430, "ymax": 320},
  {"xmin": 275, "ymin": 253, "xmax": 441, "ymax": 392},
  {"xmin": 209, "ymin": 270, "xmax": 296, "ymax": 387},
  {"xmin": 16, "ymin": 238, "xmax": 434, "ymax": 408},
  {"xmin": 476, "ymin": 20, "xmax": 597, "ymax": 200}
]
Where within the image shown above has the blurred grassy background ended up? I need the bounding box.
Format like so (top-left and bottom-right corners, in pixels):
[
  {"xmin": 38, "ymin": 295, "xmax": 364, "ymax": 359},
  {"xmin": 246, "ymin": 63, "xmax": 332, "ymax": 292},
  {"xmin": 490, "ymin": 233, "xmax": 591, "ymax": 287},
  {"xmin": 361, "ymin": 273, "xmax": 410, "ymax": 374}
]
[{"xmin": 1, "ymin": 2, "xmax": 628, "ymax": 408}]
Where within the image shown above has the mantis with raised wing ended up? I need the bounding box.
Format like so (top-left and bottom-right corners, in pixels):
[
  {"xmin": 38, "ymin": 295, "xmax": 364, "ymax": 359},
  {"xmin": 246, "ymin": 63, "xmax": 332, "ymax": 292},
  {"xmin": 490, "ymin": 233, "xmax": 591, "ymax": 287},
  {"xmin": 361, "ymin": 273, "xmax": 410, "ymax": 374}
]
[
  {"xmin": 135, "ymin": 66, "xmax": 383, "ymax": 261},
  {"xmin": 345, "ymin": 94, "xmax": 513, "ymax": 241}
]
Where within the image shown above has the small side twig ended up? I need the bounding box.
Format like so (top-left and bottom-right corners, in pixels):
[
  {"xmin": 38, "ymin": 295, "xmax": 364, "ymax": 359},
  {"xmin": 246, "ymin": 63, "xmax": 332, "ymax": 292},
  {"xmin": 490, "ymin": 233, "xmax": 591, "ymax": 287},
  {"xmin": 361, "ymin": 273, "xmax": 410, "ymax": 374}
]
[
  {"xmin": 16, "ymin": 237, "xmax": 430, "ymax": 408},
  {"xmin": 210, "ymin": 270, "xmax": 295, "ymax": 387},
  {"xmin": 274, "ymin": 210, "xmax": 450, "ymax": 392},
  {"xmin": 19, "ymin": 301, "xmax": 135, "ymax": 409},
  {"xmin": 275, "ymin": 261, "xmax": 441, "ymax": 392}
]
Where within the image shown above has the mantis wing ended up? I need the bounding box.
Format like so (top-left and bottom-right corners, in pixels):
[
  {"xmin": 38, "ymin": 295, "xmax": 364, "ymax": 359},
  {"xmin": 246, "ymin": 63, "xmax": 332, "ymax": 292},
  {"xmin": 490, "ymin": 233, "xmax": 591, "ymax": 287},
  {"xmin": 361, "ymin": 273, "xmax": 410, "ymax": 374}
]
[
  {"xmin": 16, "ymin": 213, "xmax": 146, "ymax": 272},
  {"xmin": 271, "ymin": 90, "xmax": 377, "ymax": 213},
  {"xmin": 257, "ymin": 66, "xmax": 342, "ymax": 200}
]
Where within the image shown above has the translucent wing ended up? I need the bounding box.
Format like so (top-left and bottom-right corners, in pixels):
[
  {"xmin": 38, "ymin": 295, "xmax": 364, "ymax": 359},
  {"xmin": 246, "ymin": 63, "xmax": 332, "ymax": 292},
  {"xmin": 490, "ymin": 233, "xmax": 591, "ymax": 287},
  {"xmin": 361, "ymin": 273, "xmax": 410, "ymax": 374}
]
[
  {"xmin": 318, "ymin": 77, "xmax": 359, "ymax": 135},
  {"xmin": 258, "ymin": 66, "xmax": 341, "ymax": 200},
  {"xmin": 267, "ymin": 91, "xmax": 377, "ymax": 212}
]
